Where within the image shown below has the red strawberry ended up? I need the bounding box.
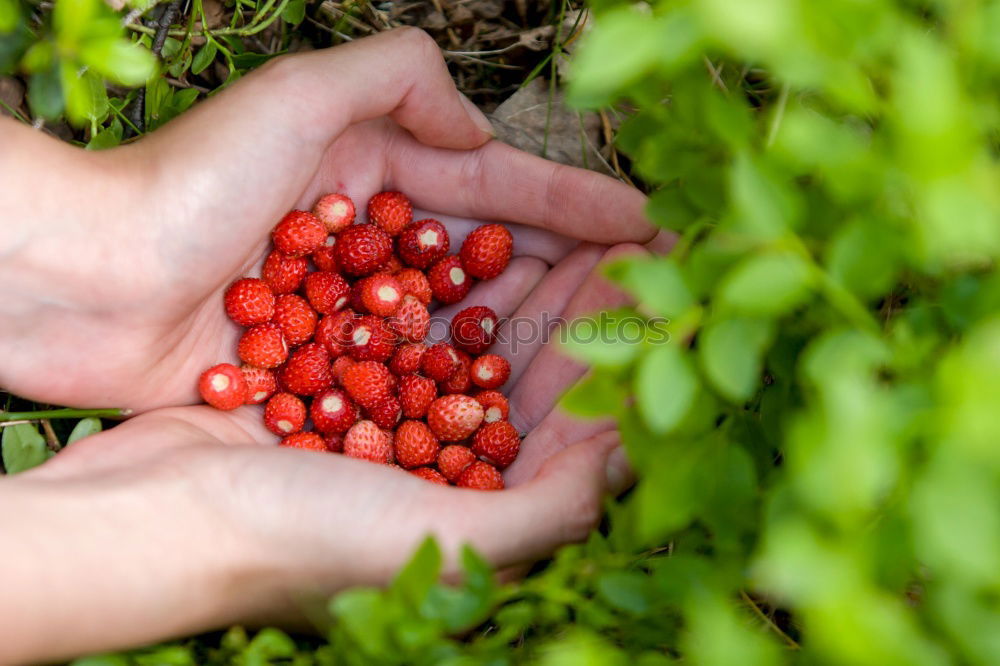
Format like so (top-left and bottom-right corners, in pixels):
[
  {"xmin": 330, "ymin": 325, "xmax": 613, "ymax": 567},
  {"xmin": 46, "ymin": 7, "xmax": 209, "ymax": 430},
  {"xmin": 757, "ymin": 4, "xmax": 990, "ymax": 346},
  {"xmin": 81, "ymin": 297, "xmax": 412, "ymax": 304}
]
[
  {"xmin": 460, "ymin": 224, "xmax": 513, "ymax": 280},
  {"xmin": 390, "ymin": 295, "xmax": 430, "ymax": 344},
  {"xmin": 224, "ymin": 278, "xmax": 275, "ymax": 327},
  {"xmin": 312, "ymin": 236, "xmax": 340, "ymax": 272},
  {"xmin": 198, "ymin": 363, "xmax": 248, "ymax": 410},
  {"xmin": 389, "ymin": 343, "xmax": 427, "ymax": 376},
  {"xmin": 264, "ymin": 392, "xmax": 307, "ymax": 435},
  {"xmin": 342, "ymin": 361, "xmax": 394, "ymax": 409},
  {"xmin": 278, "ymin": 343, "xmax": 332, "ymax": 396},
  {"xmin": 280, "ymin": 432, "xmax": 328, "ymax": 451},
  {"xmin": 336, "ymin": 224, "xmax": 392, "ymax": 276},
  {"xmin": 421, "ymin": 343, "xmax": 462, "ymax": 383},
  {"xmin": 383, "ymin": 255, "xmax": 404, "ymax": 274},
  {"xmin": 427, "ymin": 255, "xmax": 472, "ymax": 304},
  {"xmin": 437, "ymin": 445, "xmax": 476, "ymax": 482},
  {"xmin": 347, "ymin": 315, "xmax": 397, "ymax": 362},
  {"xmin": 394, "ymin": 420, "xmax": 440, "ymax": 469},
  {"xmin": 368, "ymin": 191, "xmax": 413, "ymax": 236},
  {"xmin": 440, "ymin": 350, "xmax": 472, "ymax": 395},
  {"xmin": 470, "ymin": 354, "xmax": 510, "ymax": 389},
  {"xmin": 398, "ymin": 219, "xmax": 449, "ymax": 269},
  {"xmin": 410, "ymin": 467, "xmax": 449, "ymax": 485},
  {"xmin": 315, "ymin": 309, "xmax": 356, "ymax": 357},
  {"xmin": 367, "ymin": 395, "xmax": 402, "ymax": 430},
  {"xmin": 325, "ymin": 433, "xmax": 345, "ymax": 453},
  {"xmin": 451, "ymin": 306, "xmax": 498, "ymax": 354},
  {"xmin": 272, "ymin": 294, "xmax": 318, "ymax": 347},
  {"xmin": 359, "ymin": 274, "xmax": 403, "ymax": 317},
  {"xmin": 348, "ymin": 280, "xmax": 368, "ymax": 314},
  {"xmin": 272, "ymin": 210, "xmax": 327, "ymax": 257},
  {"xmin": 457, "ymin": 461, "xmax": 504, "ymax": 490},
  {"xmin": 310, "ymin": 388, "xmax": 360, "ymax": 434},
  {"xmin": 343, "ymin": 420, "xmax": 392, "ymax": 464},
  {"xmin": 261, "ymin": 252, "xmax": 308, "ymax": 294},
  {"xmin": 399, "ymin": 373, "xmax": 437, "ymax": 418},
  {"xmin": 474, "ymin": 390, "xmax": 509, "ymax": 423},
  {"xmin": 332, "ymin": 355, "xmax": 356, "ymax": 386},
  {"xmin": 395, "ymin": 268, "xmax": 432, "ymax": 305},
  {"xmin": 304, "ymin": 271, "xmax": 350, "ymax": 315},
  {"xmin": 427, "ymin": 394, "xmax": 484, "ymax": 441},
  {"xmin": 237, "ymin": 322, "xmax": 288, "ymax": 369},
  {"xmin": 241, "ymin": 366, "xmax": 278, "ymax": 405},
  {"xmin": 471, "ymin": 421, "xmax": 520, "ymax": 468},
  {"xmin": 313, "ymin": 193, "xmax": 356, "ymax": 233}
]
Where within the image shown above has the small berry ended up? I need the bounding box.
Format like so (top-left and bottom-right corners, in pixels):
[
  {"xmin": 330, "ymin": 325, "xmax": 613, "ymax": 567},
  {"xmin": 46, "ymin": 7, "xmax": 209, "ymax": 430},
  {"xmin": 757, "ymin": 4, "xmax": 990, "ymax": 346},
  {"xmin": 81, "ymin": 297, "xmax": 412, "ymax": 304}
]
[
  {"xmin": 310, "ymin": 388, "xmax": 360, "ymax": 434},
  {"xmin": 451, "ymin": 306, "xmax": 498, "ymax": 354},
  {"xmin": 427, "ymin": 255, "xmax": 472, "ymax": 304},
  {"xmin": 390, "ymin": 294, "xmax": 430, "ymax": 344},
  {"xmin": 367, "ymin": 191, "xmax": 413, "ymax": 236},
  {"xmin": 367, "ymin": 395, "xmax": 402, "ymax": 430},
  {"xmin": 427, "ymin": 394, "xmax": 484, "ymax": 441},
  {"xmin": 264, "ymin": 392, "xmax": 307, "ymax": 435},
  {"xmin": 304, "ymin": 271, "xmax": 350, "ymax": 315},
  {"xmin": 224, "ymin": 278, "xmax": 275, "ymax": 327},
  {"xmin": 421, "ymin": 343, "xmax": 462, "ymax": 383},
  {"xmin": 237, "ymin": 322, "xmax": 288, "ymax": 369},
  {"xmin": 272, "ymin": 294, "xmax": 318, "ymax": 347},
  {"xmin": 359, "ymin": 274, "xmax": 403, "ymax": 317},
  {"xmin": 278, "ymin": 343, "xmax": 332, "ymax": 396},
  {"xmin": 325, "ymin": 433, "xmax": 345, "ymax": 453},
  {"xmin": 241, "ymin": 366, "xmax": 278, "ymax": 405},
  {"xmin": 272, "ymin": 210, "xmax": 327, "ymax": 257},
  {"xmin": 342, "ymin": 361, "xmax": 395, "ymax": 410},
  {"xmin": 470, "ymin": 354, "xmax": 510, "ymax": 389},
  {"xmin": 313, "ymin": 193, "xmax": 356, "ymax": 233},
  {"xmin": 394, "ymin": 420, "xmax": 440, "ymax": 469},
  {"xmin": 398, "ymin": 219, "xmax": 449, "ymax": 269},
  {"xmin": 395, "ymin": 268, "xmax": 432, "ymax": 305},
  {"xmin": 312, "ymin": 236, "xmax": 340, "ymax": 272},
  {"xmin": 347, "ymin": 314, "xmax": 397, "ymax": 362},
  {"xmin": 262, "ymin": 252, "xmax": 308, "ymax": 294},
  {"xmin": 410, "ymin": 467, "xmax": 449, "ymax": 485},
  {"xmin": 473, "ymin": 390, "xmax": 509, "ymax": 423},
  {"xmin": 471, "ymin": 421, "xmax": 520, "ymax": 468},
  {"xmin": 440, "ymin": 350, "xmax": 472, "ymax": 395},
  {"xmin": 399, "ymin": 373, "xmax": 437, "ymax": 419},
  {"xmin": 437, "ymin": 445, "xmax": 476, "ymax": 482},
  {"xmin": 336, "ymin": 224, "xmax": 392, "ymax": 276},
  {"xmin": 332, "ymin": 355, "xmax": 356, "ymax": 385},
  {"xmin": 280, "ymin": 432, "xmax": 328, "ymax": 452},
  {"xmin": 315, "ymin": 309, "xmax": 356, "ymax": 357},
  {"xmin": 460, "ymin": 224, "xmax": 513, "ymax": 280},
  {"xmin": 198, "ymin": 363, "xmax": 248, "ymax": 410},
  {"xmin": 389, "ymin": 343, "xmax": 427, "ymax": 376},
  {"xmin": 383, "ymin": 255, "xmax": 404, "ymax": 274},
  {"xmin": 457, "ymin": 461, "xmax": 504, "ymax": 490},
  {"xmin": 343, "ymin": 420, "xmax": 393, "ymax": 464}
]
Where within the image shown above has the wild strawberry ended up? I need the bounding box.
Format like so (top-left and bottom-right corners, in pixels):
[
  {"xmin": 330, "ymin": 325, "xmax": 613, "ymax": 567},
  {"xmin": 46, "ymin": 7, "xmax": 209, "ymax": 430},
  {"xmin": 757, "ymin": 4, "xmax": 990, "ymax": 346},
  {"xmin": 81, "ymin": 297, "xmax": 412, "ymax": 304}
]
[
  {"xmin": 224, "ymin": 278, "xmax": 275, "ymax": 327},
  {"xmin": 348, "ymin": 280, "xmax": 368, "ymax": 314},
  {"xmin": 262, "ymin": 252, "xmax": 308, "ymax": 294},
  {"xmin": 390, "ymin": 295, "xmax": 430, "ymax": 343},
  {"xmin": 383, "ymin": 254, "xmax": 404, "ymax": 274},
  {"xmin": 237, "ymin": 322, "xmax": 288, "ymax": 369},
  {"xmin": 313, "ymin": 193, "xmax": 356, "ymax": 233},
  {"xmin": 367, "ymin": 395, "xmax": 402, "ymax": 430},
  {"xmin": 336, "ymin": 224, "xmax": 392, "ymax": 276},
  {"xmin": 198, "ymin": 363, "xmax": 248, "ymax": 410},
  {"xmin": 312, "ymin": 236, "xmax": 340, "ymax": 272},
  {"xmin": 427, "ymin": 255, "xmax": 472, "ymax": 304},
  {"xmin": 280, "ymin": 432, "xmax": 328, "ymax": 451},
  {"xmin": 332, "ymin": 355, "xmax": 356, "ymax": 385},
  {"xmin": 359, "ymin": 274, "xmax": 403, "ymax": 317},
  {"xmin": 451, "ymin": 306, "xmax": 498, "ymax": 354},
  {"xmin": 310, "ymin": 388, "xmax": 360, "ymax": 434},
  {"xmin": 304, "ymin": 271, "xmax": 350, "ymax": 315},
  {"xmin": 421, "ymin": 342, "xmax": 462, "ymax": 383},
  {"xmin": 440, "ymin": 350, "xmax": 472, "ymax": 395},
  {"xmin": 437, "ymin": 445, "xmax": 476, "ymax": 482},
  {"xmin": 325, "ymin": 433, "xmax": 345, "ymax": 453},
  {"xmin": 315, "ymin": 309, "xmax": 356, "ymax": 357},
  {"xmin": 470, "ymin": 354, "xmax": 510, "ymax": 389},
  {"xmin": 272, "ymin": 210, "xmax": 327, "ymax": 257},
  {"xmin": 399, "ymin": 373, "xmax": 437, "ymax": 418},
  {"xmin": 368, "ymin": 191, "xmax": 413, "ymax": 236},
  {"xmin": 471, "ymin": 421, "xmax": 520, "ymax": 468},
  {"xmin": 264, "ymin": 392, "xmax": 307, "ymax": 435},
  {"xmin": 427, "ymin": 394, "xmax": 484, "ymax": 441},
  {"xmin": 343, "ymin": 420, "xmax": 392, "ymax": 464},
  {"xmin": 398, "ymin": 219, "xmax": 449, "ymax": 269},
  {"xmin": 345, "ymin": 315, "xmax": 395, "ymax": 362},
  {"xmin": 474, "ymin": 390, "xmax": 509, "ymax": 423},
  {"xmin": 460, "ymin": 224, "xmax": 513, "ymax": 280},
  {"xmin": 241, "ymin": 365, "xmax": 278, "ymax": 405},
  {"xmin": 390, "ymin": 343, "xmax": 427, "ymax": 376},
  {"xmin": 410, "ymin": 467, "xmax": 448, "ymax": 485},
  {"xmin": 457, "ymin": 461, "xmax": 504, "ymax": 490},
  {"xmin": 272, "ymin": 294, "xmax": 318, "ymax": 346},
  {"xmin": 394, "ymin": 420, "xmax": 440, "ymax": 469},
  {"xmin": 278, "ymin": 343, "xmax": 332, "ymax": 396},
  {"xmin": 395, "ymin": 268, "xmax": 432, "ymax": 305},
  {"xmin": 342, "ymin": 361, "xmax": 394, "ymax": 409}
]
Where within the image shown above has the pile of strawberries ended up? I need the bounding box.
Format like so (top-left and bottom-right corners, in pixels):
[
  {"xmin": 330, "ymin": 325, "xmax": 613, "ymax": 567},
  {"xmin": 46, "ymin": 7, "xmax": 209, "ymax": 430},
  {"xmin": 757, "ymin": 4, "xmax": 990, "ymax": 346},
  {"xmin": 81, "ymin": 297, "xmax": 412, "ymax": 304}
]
[{"xmin": 197, "ymin": 191, "xmax": 519, "ymax": 490}]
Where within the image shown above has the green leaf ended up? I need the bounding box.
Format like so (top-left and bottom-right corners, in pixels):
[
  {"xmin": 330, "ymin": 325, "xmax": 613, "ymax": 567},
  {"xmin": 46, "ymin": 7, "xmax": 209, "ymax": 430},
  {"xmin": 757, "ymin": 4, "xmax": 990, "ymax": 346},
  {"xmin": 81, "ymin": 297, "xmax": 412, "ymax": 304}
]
[
  {"xmin": 560, "ymin": 312, "xmax": 646, "ymax": 368},
  {"xmin": 605, "ymin": 256, "xmax": 695, "ymax": 320},
  {"xmin": 191, "ymin": 41, "xmax": 217, "ymax": 75},
  {"xmin": 28, "ymin": 65, "xmax": 64, "ymax": 120},
  {"xmin": 80, "ymin": 38, "xmax": 156, "ymax": 86},
  {"xmin": 699, "ymin": 317, "xmax": 774, "ymax": 402},
  {"xmin": 729, "ymin": 152, "xmax": 801, "ymax": 238},
  {"xmin": 63, "ymin": 65, "xmax": 109, "ymax": 127},
  {"xmin": 2, "ymin": 423, "xmax": 53, "ymax": 474},
  {"xmin": 281, "ymin": 0, "xmax": 306, "ymax": 24},
  {"xmin": 392, "ymin": 536, "xmax": 441, "ymax": 609},
  {"xmin": 67, "ymin": 417, "xmax": 103, "ymax": 443},
  {"xmin": 596, "ymin": 571, "xmax": 653, "ymax": 615},
  {"xmin": 87, "ymin": 125, "xmax": 122, "ymax": 150},
  {"xmin": 634, "ymin": 344, "xmax": 698, "ymax": 433},
  {"xmin": 717, "ymin": 251, "xmax": 814, "ymax": 316},
  {"xmin": 561, "ymin": 370, "xmax": 627, "ymax": 419},
  {"xmin": 0, "ymin": 0, "xmax": 18, "ymax": 32}
]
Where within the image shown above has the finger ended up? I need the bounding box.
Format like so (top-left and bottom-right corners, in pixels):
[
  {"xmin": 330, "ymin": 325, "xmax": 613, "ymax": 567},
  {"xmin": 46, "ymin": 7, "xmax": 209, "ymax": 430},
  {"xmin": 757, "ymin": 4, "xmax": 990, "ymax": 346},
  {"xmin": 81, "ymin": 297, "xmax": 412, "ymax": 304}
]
[
  {"xmin": 646, "ymin": 228, "xmax": 678, "ymax": 255},
  {"xmin": 386, "ymin": 135, "xmax": 655, "ymax": 244}
]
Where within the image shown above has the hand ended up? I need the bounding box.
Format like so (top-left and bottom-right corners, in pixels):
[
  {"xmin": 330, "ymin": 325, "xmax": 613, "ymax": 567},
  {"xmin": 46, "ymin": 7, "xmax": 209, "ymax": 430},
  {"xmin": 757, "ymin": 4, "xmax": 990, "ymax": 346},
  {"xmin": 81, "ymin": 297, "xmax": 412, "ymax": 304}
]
[{"xmin": 0, "ymin": 28, "xmax": 654, "ymax": 413}]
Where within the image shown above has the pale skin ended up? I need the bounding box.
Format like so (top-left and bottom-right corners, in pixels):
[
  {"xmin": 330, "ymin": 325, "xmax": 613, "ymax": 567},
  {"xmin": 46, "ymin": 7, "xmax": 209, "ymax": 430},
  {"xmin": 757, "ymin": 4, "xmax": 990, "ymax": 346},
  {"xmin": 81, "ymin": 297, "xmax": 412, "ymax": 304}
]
[{"xmin": 0, "ymin": 28, "xmax": 662, "ymax": 663}]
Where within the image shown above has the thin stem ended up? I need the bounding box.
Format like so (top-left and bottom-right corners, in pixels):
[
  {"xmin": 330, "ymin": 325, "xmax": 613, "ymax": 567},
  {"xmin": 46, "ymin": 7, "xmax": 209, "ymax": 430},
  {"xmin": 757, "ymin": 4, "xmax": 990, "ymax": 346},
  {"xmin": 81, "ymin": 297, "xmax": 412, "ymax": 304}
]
[
  {"xmin": 740, "ymin": 590, "xmax": 800, "ymax": 650},
  {"xmin": 0, "ymin": 408, "xmax": 132, "ymax": 422},
  {"xmin": 766, "ymin": 81, "xmax": 790, "ymax": 148},
  {"xmin": 0, "ymin": 98, "xmax": 30, "ymax": 124}
]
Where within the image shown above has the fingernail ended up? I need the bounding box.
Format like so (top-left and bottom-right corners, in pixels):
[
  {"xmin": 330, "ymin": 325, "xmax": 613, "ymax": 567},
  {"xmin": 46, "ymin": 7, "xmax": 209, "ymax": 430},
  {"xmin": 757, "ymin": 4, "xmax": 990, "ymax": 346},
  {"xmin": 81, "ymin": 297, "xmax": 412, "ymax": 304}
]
[
  {"xmin": 458, "ymin": 91, "xmax": 495, "ymax": 137},
  {"xmin": 605, "ymin": 446, "xmax": 633, "ymax": 496}
]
